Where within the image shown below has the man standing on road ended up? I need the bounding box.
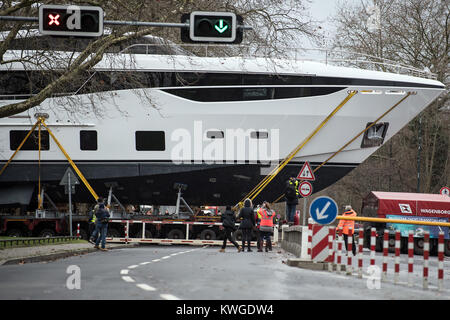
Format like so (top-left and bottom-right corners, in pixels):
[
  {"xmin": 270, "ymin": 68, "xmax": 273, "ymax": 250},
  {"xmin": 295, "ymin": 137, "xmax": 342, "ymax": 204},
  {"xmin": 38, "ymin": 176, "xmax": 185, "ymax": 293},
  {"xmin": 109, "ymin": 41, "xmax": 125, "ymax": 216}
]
[
  {"xmin": 93, "ymin": 202, "xmax": 110, "ymax": 251},
  {"xmin": 284, "ymin": 177, "xmax": 299, "ymax": 224},
  {"xmin": 336, "ymin": 205, "xmax": 357, "ymax": 255}
]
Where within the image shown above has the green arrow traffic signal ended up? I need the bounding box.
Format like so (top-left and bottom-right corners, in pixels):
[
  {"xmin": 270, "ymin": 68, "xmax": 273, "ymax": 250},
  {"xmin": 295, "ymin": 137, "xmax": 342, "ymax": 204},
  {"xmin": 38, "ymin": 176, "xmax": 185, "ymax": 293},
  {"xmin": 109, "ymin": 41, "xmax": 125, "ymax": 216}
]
[{"xmin": 214, "ymin": 19, "xmax": 229, "ymax": 33}]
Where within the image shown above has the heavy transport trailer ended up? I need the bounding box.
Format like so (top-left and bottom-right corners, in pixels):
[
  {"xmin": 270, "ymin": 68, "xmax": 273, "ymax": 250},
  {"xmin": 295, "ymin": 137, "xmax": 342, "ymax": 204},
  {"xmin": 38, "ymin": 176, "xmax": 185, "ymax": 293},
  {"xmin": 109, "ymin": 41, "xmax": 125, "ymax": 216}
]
[
  {"xmin": 0, "ymin": 211, "xmax": 264, "ymax": 242},
  {"xmin": 360, "ymin": 191, "xmax": 450, "ymax": 256},
  {"xmin": 105, "ymin": 219, "xmax": 279, "ymax": 247}
]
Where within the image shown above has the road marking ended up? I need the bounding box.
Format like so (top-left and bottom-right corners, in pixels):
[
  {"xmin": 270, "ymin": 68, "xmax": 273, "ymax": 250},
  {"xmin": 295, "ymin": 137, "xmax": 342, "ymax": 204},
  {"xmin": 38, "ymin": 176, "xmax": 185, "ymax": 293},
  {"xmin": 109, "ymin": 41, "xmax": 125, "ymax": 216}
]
[
  {"xmin": 139, "ymin": 262, "xmax": 151, "ymax": 265},
  {"xmin": 120, "ymin": 269, "xmax": 129, "ymax": 275},
  {"xmin": 122, "ymin": 276, "xmax": 135, "ymax": 283},
  {"xmin": 160, "ymin": 293, "xmax": 180, "ymax": 300},
  {"xmin": 162, "ymin": 256, "xmax": 170, "ymax": 259},
  {"xmin": 128, "ymin": 265, "xmax": 139, "ymax": 269},
  {"xmin": 136, "ymin": 283, "xmax": 156, "ymax": 291},
  {"xmin": 152, "ymin": 259, "xmax": 161, "ymax": 262}
]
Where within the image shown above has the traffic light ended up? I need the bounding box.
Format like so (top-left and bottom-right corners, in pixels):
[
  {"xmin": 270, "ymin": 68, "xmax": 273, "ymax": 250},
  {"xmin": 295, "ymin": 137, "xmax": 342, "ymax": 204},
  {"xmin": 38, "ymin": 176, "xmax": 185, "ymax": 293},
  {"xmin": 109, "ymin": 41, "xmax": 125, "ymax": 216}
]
[
  {"xmin": 181, "ymin": 11, "xmax": 243, "ymax": 44},
  {"xmin": 38, "ymin": 5, "xmax": 103, "ymax": 37}
]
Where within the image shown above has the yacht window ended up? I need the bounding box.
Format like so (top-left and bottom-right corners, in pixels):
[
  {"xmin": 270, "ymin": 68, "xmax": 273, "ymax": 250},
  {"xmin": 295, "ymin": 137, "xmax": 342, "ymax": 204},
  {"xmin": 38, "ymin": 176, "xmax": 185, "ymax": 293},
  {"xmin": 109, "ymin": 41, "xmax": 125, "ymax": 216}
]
[
  {"xmin": 10, "ymin": 130, "xmax": 50, "ymax": 151},
  {"xmin": 80, "ymin": 130, "xmax": 98, "ymax": 150},
  {"xmin": 135, "ymin": 131, "xmax": 165, "ymax": 151},
  {"xmin": 206, "ymin": 131, "xmax": 224, "ymax": 139},
  {"xmin": 250, "ymin": 131, "xmax": 269, "ymax": 139},
  {"xmin": 361, "ymin": 122, "xmax": 389, "ymax": 148}
]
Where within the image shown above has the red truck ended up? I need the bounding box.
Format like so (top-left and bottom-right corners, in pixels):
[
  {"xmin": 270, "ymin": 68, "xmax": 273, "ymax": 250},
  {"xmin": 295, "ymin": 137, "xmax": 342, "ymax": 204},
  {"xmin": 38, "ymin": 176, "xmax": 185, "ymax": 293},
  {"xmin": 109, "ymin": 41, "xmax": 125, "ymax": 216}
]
[{"xmin": 361, "ymin": 191, "xmax": 450, "ymax": 256}]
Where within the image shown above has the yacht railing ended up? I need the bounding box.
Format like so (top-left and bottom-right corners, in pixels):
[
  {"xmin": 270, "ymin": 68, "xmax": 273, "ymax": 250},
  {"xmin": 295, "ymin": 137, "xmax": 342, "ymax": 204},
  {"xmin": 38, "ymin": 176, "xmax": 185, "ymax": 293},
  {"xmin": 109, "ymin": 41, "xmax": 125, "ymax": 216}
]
[{"xmin": 120, "ymin": 43, "xmax": 437, "ymax": 80}]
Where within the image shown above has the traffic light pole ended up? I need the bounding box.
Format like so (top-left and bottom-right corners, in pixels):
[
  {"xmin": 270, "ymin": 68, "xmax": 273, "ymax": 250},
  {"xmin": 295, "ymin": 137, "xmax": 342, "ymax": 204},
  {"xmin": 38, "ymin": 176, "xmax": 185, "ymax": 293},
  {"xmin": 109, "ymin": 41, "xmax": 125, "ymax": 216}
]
[{"xmin": 0, "ymin": 15, "xmax": 252, "ymax": 30}]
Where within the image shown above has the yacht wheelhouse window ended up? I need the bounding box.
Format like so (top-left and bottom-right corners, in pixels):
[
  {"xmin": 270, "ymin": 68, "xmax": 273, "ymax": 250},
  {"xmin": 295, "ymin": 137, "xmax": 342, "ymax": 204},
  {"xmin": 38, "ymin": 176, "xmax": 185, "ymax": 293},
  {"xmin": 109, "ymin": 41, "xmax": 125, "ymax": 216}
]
[
  {"xmin": 80, "ymin": 130, "xmax": 98, "ymax": 150},
  {"xmin": 250, "ymin": 131, "xmax": 269, "ymax": 139},
  {"xmin": 10, "ymin": 130, "xmax": 49, "ymax": 151},
  {"xmin": 206, "ymin": 131, "xmax": 224, "ymax": 139},
  {"xmin": 361, "ymin": 122, "xmax": 389, "ymax": 148},
  {"xmin": 135, "ymin": 131, "xmax": 165, "ymax": 151}
]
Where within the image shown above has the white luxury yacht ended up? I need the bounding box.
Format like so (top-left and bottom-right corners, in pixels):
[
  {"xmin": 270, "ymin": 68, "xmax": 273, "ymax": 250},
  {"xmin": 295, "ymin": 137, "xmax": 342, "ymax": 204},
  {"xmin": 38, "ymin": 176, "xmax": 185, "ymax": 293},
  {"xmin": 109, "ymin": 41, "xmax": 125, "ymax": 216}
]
[{"xmin": 0, "ymin": 33, "xmax": 445, "ymax": 207}]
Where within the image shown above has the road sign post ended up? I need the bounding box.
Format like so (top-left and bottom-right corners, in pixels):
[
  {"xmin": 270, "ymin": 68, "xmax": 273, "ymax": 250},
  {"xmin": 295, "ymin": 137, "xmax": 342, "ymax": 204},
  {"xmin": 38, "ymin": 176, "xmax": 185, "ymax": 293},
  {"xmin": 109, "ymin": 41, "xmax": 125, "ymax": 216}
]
[
  {"xmin": 309, "ymin": 196, "xmax": 338, "ymax": 225},
  {"xmin": 60, "ymin": 168, "xmax": 80, "ymax": 237}
]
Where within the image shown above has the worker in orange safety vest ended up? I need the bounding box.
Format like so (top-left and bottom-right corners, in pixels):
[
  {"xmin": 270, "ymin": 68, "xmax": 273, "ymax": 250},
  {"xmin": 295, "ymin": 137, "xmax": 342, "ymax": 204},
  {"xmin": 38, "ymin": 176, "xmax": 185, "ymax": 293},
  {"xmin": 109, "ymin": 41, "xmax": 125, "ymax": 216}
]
[
  {"xmin": 336, "ymin": 205, "xmax": 357, "ymax": 255},
  {"xmin": 257, "ymin": 201, "xmax": 276, "ymax": 252}
]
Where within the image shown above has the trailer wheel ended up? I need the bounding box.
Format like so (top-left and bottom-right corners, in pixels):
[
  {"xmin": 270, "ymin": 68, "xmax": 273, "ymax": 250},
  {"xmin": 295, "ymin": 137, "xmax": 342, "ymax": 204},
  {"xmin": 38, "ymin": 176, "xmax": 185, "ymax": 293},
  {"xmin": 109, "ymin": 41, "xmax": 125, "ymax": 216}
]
[
  {"xmin": 136, "ymin": 230, "xmax": 152, "ymax": 239},
  {"xmin": 200, "ymin": 229, "xmax": 216, "ymax": 241},
  {"xmin": 107, "ymin": 228, "xmax": 120, "ymax": 238},
  {"xmin": 167, "ymin": 229, "xmax": 184, "ymax": 240},
  {"xmin": 6, "ymin": 229, "xmax": 23, "ymax": 237},
  {"xmin": 39, "ymin": 229, "xmax": 55, "ymax": 238},
  {"xmin": 445, "ymin": 239, "xmax": 450, "ymax": 257},
  {"xmin": 414, "ymin": 238, "xmax": 424, "ymax": 255},
  {"xmin": 234, "ymin": 230, "xmax": 243, "ymax": 242}
]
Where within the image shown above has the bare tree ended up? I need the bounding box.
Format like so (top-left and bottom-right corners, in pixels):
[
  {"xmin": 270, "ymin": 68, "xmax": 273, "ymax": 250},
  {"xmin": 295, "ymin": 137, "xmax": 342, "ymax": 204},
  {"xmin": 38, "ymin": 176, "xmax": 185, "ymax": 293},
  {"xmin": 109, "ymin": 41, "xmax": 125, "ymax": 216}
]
[
  {"xmin": 324, "ymin": 0, "xmax": 449, "ymax": 209},
  {"xmin": 0, "ymin": 0, "xmax": 319, "ymax": 118}
]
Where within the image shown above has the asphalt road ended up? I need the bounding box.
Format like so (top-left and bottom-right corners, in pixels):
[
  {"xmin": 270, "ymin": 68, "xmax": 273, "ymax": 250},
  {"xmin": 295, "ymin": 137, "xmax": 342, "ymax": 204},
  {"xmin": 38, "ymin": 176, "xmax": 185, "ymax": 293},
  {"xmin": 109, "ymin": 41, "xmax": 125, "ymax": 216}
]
[{"xmin": 0, "ymin": 245, "xmax": 449, "ymax": 300}]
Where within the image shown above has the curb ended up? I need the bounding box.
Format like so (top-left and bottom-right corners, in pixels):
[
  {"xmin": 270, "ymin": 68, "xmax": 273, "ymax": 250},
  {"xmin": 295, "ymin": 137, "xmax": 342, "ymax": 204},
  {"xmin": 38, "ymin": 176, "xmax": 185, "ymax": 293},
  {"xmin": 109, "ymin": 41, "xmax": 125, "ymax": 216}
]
[
  {"xmin": 286, "ymin": 258, "xmax": 329, "ymax": 271},
  {"xmin": 1, "ymin": 243, "xmax": 139, "ymax": 266}
]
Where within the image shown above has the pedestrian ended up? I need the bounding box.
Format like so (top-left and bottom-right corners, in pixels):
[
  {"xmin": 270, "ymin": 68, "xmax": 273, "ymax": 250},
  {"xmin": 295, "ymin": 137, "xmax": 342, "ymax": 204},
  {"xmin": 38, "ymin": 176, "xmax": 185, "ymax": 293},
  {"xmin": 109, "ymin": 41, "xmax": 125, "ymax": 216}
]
[
  {"xmin": 257, "ymin": 201, "xmax": 276, "ymax": 252},
  {"xmin": 88, "ymin": 197, "xmax": 104, "ymax": 244},
  {"xmin": 92, "ymin": 202, "xmax": 110, "ymax": 251},
  {"xmin": 336, "ymin": 205, "xmax": 357, "ymax": 255},
  {"xmin": 219, "ymin": 206, "xmax": 242, "ymax": 252},
  {"xmin": 284, "ymin": 176, "xmax": 299, "ymax": 224},
  {"xmin": 238, "ymin": 198, "xmax": 255, "ymax": 252},
  {"xmin": 254, "ymin": 205, "xmax": 261, "ymax": 251}
]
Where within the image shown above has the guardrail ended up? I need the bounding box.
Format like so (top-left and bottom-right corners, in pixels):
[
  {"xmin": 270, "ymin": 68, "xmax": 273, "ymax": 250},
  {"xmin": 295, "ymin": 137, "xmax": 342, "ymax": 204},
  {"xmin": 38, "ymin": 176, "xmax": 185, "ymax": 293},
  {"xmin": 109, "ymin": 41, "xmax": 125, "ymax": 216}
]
[{"xmin": 0, "ymin": 236, "xmax": 80, "ymax": 248}]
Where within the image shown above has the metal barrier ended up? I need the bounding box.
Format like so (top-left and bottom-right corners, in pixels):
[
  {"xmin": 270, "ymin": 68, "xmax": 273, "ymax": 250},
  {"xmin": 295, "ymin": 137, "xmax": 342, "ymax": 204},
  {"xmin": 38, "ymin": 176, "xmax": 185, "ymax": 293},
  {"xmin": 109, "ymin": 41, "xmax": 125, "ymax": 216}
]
[
  {"xmin": 0, "ymin": 236, "xmax": 80, "ymax": 248},
  {"xmin": 106, "ymin": 219, "xmax": 279, "ymax": 247}
]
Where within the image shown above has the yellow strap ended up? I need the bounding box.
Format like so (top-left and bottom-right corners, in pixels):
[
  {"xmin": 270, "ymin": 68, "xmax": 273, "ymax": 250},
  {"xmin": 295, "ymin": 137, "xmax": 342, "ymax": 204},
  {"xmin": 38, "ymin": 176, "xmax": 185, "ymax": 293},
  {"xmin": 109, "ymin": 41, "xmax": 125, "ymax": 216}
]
[
  {"xmin": 271, "ymin": 92, "xmax": 412, "ymax": 203},
  {"xmin": 242, "ymin": 90, "xmax": 357, "ymax": 203},
  {"xmin": 38, "ymin": 121, "xmax": 42, "ymax": 209},
  {"xmin": 40, "ymin": 120, "xmax": 99, "ymax": 201}
]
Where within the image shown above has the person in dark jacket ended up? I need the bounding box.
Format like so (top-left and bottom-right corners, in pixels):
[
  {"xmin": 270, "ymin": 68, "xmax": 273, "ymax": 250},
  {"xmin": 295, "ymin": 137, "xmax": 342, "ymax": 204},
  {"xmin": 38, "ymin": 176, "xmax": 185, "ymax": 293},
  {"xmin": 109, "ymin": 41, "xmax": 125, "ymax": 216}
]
[
  {"xmin": 238, "ymin": 198, "xmax": 255, "ymax": 252},
  {"xmin": 219, "ymin": 206, "xmax": 242, "ymax": 252},
  {"xmin": 284, "ymin": 177, "xmax": 299, "ymax": 224},
  {"xmin": 92, "ymin": 203, "xmax": 110, "ymax": 251}
]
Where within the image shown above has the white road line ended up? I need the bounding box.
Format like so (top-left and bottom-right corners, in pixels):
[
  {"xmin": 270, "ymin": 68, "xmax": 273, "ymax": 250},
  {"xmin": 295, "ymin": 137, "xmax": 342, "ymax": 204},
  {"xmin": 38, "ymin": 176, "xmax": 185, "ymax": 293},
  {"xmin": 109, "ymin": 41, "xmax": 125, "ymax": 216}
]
[
  {"xmin": 139, "ymin": 262, "xmax": 151, "ymax": 265},
  {"xmin": 120, "ymin": 269, "xmax": 129, "ymax": 275},
  {"xmin": 128, "ymin": 265, "xmax": 139, "ymax": 269},
  {"xmin": 136, "ymin": 283, "xmax": 156, "ymax": 291},
  {"xmin": 160, "ymin": 294, "xmax": 180, "ymax": 300},
  {"xmin": 152, "ymin": 259, "xmax": 161, "ymax": 262},
  {"xmin": 122, "ymin": 276, "xmax": 135, "ymax": 283},
  {"xmin": 162, "ymin": 256, "xmax": 170, "ymax": 259}
]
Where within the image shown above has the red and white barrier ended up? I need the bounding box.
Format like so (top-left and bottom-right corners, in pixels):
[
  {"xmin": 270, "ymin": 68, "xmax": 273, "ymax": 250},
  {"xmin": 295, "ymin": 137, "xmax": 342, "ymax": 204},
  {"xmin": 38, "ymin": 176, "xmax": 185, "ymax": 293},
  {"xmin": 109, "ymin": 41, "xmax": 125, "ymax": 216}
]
[
  {"xmin": 76, "ymin": 223, "xmax": 80, "ymax": 238},
  {"xmin": 357, "ymin": 228, "xmax": 364, "ymax": 278},
  {"xmin": 345, "ymin": 228, "xmax": 353, "ymax": 275},
  {"xmin": 328, "ymin": 227, "xmax": 334, "ymax": 272},
  {"xmin": 423, "ymin": 231, "xmax": 430, "ymax": 290},
  {"xmin": 438, "ymin": 231, "xmax": 444, "ymax": 291},
  {"xmin": 382, "ymin": 229, "xmax": 389, "ymax": 281},
  {"xmin": 394, "ymin": 230, "xmax": 401, "ymax": 285},
  {"xmin": 336, "ymin": 226, "xmax": 343, "ymax": 274},
  {"xmin": 370, "ymin": 228, "xmax": 376, "ymax": 266},
  {"xmin": 311, "ymin": 224, "xmax": 335, "ymax": 262},
  {"xmin": 307, "ymin": 220, "xmax": 313, "ymax": 258},
  {"xmin": 408, "ymin": 230, "xmax": 414, "ymax": 287}
]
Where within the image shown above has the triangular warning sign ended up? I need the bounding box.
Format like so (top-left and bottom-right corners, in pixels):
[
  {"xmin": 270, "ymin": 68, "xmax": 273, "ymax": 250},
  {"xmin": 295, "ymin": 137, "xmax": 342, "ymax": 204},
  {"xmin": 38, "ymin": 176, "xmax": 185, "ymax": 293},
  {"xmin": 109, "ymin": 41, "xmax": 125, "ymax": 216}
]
[
  {"xmin": 296, "ymin": 161, "xmax": 315, "ymax": 181},
  {"xmin": 59, "ymin": 167, "xmax": 80, "ymax": 186}
]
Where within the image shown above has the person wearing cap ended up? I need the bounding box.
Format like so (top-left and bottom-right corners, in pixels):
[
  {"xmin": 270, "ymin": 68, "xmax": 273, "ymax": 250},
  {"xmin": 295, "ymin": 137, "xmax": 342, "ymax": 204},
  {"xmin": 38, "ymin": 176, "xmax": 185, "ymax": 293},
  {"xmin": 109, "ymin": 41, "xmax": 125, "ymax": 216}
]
[
  {"xmin": 336, "ymin": 205, "xmax": 357, "ymax": 255},
  {"xmin": 219, "ymin": 206, "xmax": 242, "ymax": 253}
]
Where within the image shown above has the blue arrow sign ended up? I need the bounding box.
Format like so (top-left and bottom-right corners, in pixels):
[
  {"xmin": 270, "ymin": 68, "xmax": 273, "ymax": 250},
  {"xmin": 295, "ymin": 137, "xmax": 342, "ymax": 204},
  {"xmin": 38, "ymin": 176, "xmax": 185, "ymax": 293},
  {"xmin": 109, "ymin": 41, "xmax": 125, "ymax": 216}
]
[{"xmin": 309, "ymin": 196, "xmax": 338, "ymax": 225}]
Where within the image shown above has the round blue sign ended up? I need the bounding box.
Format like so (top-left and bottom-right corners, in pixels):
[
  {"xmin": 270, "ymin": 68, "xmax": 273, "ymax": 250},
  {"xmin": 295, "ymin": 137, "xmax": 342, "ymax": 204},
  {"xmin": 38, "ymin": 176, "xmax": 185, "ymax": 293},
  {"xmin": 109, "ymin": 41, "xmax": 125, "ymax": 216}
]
[{"xmin": 309, "ymin": 196, "xmax": 338, "ymax": 225}]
